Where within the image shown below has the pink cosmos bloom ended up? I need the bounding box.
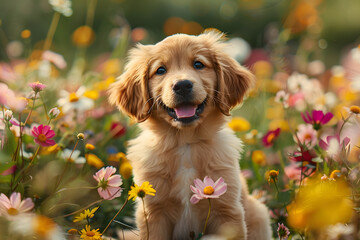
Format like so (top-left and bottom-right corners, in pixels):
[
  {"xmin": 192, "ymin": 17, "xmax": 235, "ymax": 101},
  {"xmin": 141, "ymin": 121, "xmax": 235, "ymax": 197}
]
[
  {"xmin": 42, "ymin": 50, "xmax": 67, "ymax": 69},
  {"xmin": 31, "ymin": 124, "xmax": 56, "ymax": 147},
  {"xmin": 190, "ymin": 176, "xmax": 227, "ymax": 204},
  {"xmin": 294, "ymin": 124, "xmax": 317, "ymax": 148},
  {"xmin": 29, "ymin": 81, "xmax": 46, "ymax": 93},
  {"xmin": 0, "ymin": 192, "xmax": 34, "ymax": 217},
  {"xmin": 319, "ymin": 135, "xmax": 351, "ymax": 158},
  {"xmin": 93, "ymin": 166, "xmax": 123, "ymax": 200},
  {"xmin": 284, "ymin": 164, "xmax": 302, "ymax": 181},
  {"xmin": 262, "ymin": 128, "xmax": 281, "ymax": 147},
  {"xmin": 277, "ymin": 223, "xmax": 290, "ymax": 240},
  {"xmin": 301, "ymin": 110, "xmax": 333, "ymax": 130}
]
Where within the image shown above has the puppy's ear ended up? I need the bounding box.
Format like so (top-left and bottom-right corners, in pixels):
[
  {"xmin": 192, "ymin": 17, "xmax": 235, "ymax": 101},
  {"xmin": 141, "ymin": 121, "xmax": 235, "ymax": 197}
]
[
  {"xmin": 108, "ymin": 44, "xmax": 152, "ymax": 122},
  {"xmin": 202, "ymin": 30, "xmax": 255, "ymax": 115}
]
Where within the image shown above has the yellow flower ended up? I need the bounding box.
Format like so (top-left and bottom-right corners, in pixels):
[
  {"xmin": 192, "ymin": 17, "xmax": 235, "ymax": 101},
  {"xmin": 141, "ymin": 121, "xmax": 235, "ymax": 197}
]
[
  {"xmin": 116, "ymin": 152, "xmax": 127, "ymax": 162},
  {"xmin": 350, "ymin": 105, "xmax": 360, "ymax": 114},
  {"xmin": 287, "ymin": 176, "xmax": 353, "ymax": 230},
  {"xmin": 265, "ymin": 170, "xmax": 279, "ymax": 183},
  {"xmin": 85, "ymin": 143, "xmax": 96, "ymax": 150},
  {"xmin": 120, "ymin": 161, "xmax": 133, "ymax": 180},
  {"xmin": 21, "ymin": 29, "xmax": 31, "ymax": 39},
  {"xmin": 84, "ymin": 90, "xmax": 99, "ymax": 100},
  {"xmin": 128, "ymin": 181, "xmax": 156, "ymax": 201},
  {"xmin": 77, "ymin": 133, "xmax": 85, "ymax": 140},
  {"xmin": 228, "ymin": 117, "xmax": 251, "ymax": 132},
  {"xmin": 94, "ymin": 76, "xmax": 116, "ymax": 91},
  {"xmin": 329, "ymin": 170, "xmax": 341, "ymax": 180},
  {"xmin": 86, "ymin": 154, "xmax": 104, "ymax": 169},
  {"xmin": 68, "ymin": 228, "xmax": 78, "ymax": 235},
  {"xmin": 103, "ymin": 59, "xmax": 121, "ymax": 76},
  {"xmin": 252, "ymin": 150, "xmax": 267, "ymax": 166},
  {"xmin": 80, "ymin": 225, "xmax": 102, "ymax": 240},
  {"xmin": 72, "ymin": 26, "xmax": 95, "ymax": 47},
  {"xmin": 73, "ymin": 206, "xmax": 99, "ymax": 223}
]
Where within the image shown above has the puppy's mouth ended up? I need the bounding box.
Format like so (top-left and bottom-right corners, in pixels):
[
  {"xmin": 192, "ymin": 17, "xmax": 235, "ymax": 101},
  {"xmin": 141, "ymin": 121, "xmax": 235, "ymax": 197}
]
[{"xmin": 160, "ymin": 99, "xmax": 207, "ymax": 124}]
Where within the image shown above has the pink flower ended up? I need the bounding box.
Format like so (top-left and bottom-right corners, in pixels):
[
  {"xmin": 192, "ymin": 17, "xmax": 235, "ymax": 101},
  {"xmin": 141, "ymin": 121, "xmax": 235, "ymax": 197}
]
[
  {"xmin": 277, "ymin": 223, "xmax": 290, "ymax": 240},
  {"xmin": 93, "ymin": 166, "xmax": 123, "ymax": 200},
  {"xmin": 262, "ymin": 128, "xmax": 281, "ymax": 147},
  {"xmin": 294, "ymin": 124, "xmax": 317, "ymax": 148},
  {"xmin": 42, "ymin": 50, "xmax": 67, "ymax": 69},
  {"xmin": 301, "ymin": 110, "xmax": 333, "ymax": 130},
  {"xmin": 319, "ymin": 135, "xmax": 351, "ymax": 158},
  {"xmin": 284, "ymin": 164, "xmax": 302, "ymax": 181},
  {"xmin": 31, "ymin": 124, "xmax": 56, "ymax": 147},
  {"xmin": 0, "ymin": 192, "xmax": 34, "ymax": 217},
  {"xmin": 29, "ymin": 81, "xmax": 46, "ymax": 93},
  {"xmin": 190, "ymin": 176, "xmax": 227, "ymax": 204}
]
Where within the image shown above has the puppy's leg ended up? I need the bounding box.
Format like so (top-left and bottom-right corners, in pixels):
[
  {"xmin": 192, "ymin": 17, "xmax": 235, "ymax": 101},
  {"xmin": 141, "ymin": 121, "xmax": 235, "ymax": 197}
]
[
  {"xmin": 136, "ymin": 204, "xmax": 173, "ymax": 240},
  {"xmin": 243, "ymin": 195, "xmax": 272, "ymax": 240}
]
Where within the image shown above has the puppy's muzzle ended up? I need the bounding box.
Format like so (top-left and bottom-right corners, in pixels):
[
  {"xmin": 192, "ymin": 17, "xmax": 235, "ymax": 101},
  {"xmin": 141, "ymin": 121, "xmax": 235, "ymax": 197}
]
[{"xmin": 173, "ymin": 80, "xmax": 193, "ymax": 101}]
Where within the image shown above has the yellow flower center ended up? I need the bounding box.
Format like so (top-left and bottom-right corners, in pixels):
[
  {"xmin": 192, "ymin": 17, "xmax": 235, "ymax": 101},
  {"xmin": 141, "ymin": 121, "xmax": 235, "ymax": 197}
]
[
  {"xmin": 267, "ymin": 133, "xmax": 276, "ymax": 143},
  {"xmin": 203, "ymin": 186, "xmax": 214, "ymax": 195},
  {"xmin": 69, "ymin": 93, "xmax": 79, "ymax": 102},
  {"xmin": 86, "ymin": 231, "xmax": 96, "ymax": 237},
  {"xmin": 304, "ymin": 133, "xmax": 312, "ymax": 141},
  {"xmin": 7, "ymin": 207, "xmax": 19, "ymax": 215},
  {"xmin": 350, "ymin": 105, "xmax": 360, "ymax": 114},
  {"xmin": 34, "ymin": 215, "xmax": 56, "ymax": 237},
  {"xmin": 38, "ymin": 134, "xmax": 47, "ymax": 142}
]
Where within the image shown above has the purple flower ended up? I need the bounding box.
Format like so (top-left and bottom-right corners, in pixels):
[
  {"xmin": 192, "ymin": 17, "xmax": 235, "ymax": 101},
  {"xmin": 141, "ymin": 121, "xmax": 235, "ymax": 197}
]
[
  {"xmin": 301, "ymin": 110, "xmax": 333, "ymax": 130},
  {"xmin": 277, "ymin": 223, "xmax": 290, "ymax": 240},
  {"xmin": 190, "ymin": 176, "xmax": 227, "ymax": 204}
]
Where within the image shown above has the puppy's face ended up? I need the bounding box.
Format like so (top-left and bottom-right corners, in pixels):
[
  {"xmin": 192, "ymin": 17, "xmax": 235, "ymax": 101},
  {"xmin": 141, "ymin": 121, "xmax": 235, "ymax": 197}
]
[{"xmin": 109, "ymin": 31, "xmax": 254, "ymax": 129}]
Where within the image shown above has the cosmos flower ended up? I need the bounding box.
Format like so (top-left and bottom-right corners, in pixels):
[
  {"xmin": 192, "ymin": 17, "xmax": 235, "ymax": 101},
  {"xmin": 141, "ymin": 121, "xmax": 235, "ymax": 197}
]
[
  {"xmin": 262, "ymin": 128, "xmax": 281, "ymax": 147},
  {"xmin": 301, "ymin": 110, "xmax": 333, "ymax": 130},
  {"xmin": 277, "ymin": 223, "xmax": 290, "ymax": 240},
  {"xmin": 0, "ymin": 192, "xmax": 34, "ymax": 218},
  {"xmin": 31, "ymin": 124, "xmax": 56, "ymax": 147},
  {"xmin": 190, "ymin": 176, "xmax": 227, "ymax": 204},
  {"xmin": 294, "ymin": 124, "xmax": 317, "ymax": 148},
  {"xmin": 319, "ymin": 135, "xmax": 351, "ymax": 159},
  {"xmin": 93, "ymin": 166, "xmax": 123, "ymax": 200}
]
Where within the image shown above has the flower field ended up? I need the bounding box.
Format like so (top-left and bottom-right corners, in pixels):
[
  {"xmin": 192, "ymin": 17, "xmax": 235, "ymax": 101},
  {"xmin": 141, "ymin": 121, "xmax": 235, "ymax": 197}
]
[{"xmin": 1, "ymin": 0, "xmax": 360, "ymax": 239}]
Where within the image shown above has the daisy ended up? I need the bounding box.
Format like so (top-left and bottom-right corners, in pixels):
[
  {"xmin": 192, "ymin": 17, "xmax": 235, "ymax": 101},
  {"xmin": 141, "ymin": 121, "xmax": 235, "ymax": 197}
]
[
  {"xmin": 73, "ymin": 206, "xmax": 99, "ymax": 223},
  {"xmin": 61, "ymin": 149, "xmax": 86, "ymax": 164},
  {"xmin": 31, "ymin": 124, "xmax": 56, "ymax": 147},
  {"xmin": 80, "ymin": 225, "xmax": 102, "ymax": 240},
  {"xmin": 128, "ymin": 181, "xmax": 156, "ymax": 201},
  {"xmin": 190, "ymin": 176, "xmax": 227, "ymax": 204},
  {"xmin": 57, "ymin": 87, "xmax": 94, "ymax": 113},
  {"xmin": 0, "ymin": 192, "xmax": 34, "ymax": 217},
  {"xmin": 93, "ymin": 166, "xmax": 123, "ymax": 200}
]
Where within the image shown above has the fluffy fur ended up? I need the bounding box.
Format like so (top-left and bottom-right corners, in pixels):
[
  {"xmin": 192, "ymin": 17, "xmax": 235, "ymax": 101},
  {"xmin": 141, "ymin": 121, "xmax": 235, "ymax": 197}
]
[{"xmin": 109, "ymin": 30, "xmax": 272, "ymax": 240}]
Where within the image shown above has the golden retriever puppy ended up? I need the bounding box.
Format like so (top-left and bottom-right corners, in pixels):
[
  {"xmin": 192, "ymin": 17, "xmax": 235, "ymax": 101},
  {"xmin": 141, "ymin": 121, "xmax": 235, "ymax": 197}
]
[{"xmin": 109, "ymin": 30, "xmax": 272, "ymax": 240}]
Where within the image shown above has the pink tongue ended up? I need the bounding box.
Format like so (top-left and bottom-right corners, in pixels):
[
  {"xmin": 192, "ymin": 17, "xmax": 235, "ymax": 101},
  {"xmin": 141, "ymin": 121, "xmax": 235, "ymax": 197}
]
[{"xmin": 174, "ymin": 105, "xmax": 196, "ymax": 118}]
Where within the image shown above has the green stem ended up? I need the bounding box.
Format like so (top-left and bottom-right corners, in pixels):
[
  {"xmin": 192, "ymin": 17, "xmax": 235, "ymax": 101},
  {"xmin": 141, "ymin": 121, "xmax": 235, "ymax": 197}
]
[
  {"xmin": 102, "ymin": 197, "xmax": 129, "ymax": 235},
  {"xmin": 86, "ymin": 0, "xmax": 98, "ymax": 27},
  {"xmin": 43, "ymin": 12, "xmax": 60, "ymax": 51},
  {"xmin": 203, "ymin": 199, "xmax": 212, "ymax": 234},
  {"xmin": 141, "ymin": 197, "xmax": 150, "ymax": 240}
]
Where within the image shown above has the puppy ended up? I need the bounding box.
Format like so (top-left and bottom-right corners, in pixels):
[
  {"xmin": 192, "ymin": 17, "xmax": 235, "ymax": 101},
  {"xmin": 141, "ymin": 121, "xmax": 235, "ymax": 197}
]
[{"xmin": 109, "ymin": 30, "xmax": 272, "ymax": 240}]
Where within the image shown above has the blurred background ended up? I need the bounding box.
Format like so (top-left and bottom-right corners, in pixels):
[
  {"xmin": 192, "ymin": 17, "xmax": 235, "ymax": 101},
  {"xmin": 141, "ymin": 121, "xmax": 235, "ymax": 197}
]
[{"xmin": 1, "ymin": 0, "xmax": 360, "ymax": 68}]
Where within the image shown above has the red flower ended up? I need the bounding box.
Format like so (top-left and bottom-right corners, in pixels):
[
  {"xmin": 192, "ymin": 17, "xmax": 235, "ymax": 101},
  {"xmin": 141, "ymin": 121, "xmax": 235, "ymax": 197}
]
[
  {"xmin": 289, "ymin": 148, "xmax": 317, "ymax": 170},
  {"xmin": 31, "ymin": 124, "xmax": 56, "ymax": 147},
  {"xmin": 262, "ymin": 128, "xmax": 281, "ymax": 147},
  {"xmin": 301, "ymin": 110, "xmax": 333, "ymax": 130},
  {"xmin": 110, "ymin": 122, "xmax": 126, "ymax": 138}
]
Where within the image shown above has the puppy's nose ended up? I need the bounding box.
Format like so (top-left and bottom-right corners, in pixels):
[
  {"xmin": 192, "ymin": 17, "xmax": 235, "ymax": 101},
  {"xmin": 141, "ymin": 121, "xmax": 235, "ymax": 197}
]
[{"xmin": 173, "ymin": 80, "xmax": 193, "ymax": 96}]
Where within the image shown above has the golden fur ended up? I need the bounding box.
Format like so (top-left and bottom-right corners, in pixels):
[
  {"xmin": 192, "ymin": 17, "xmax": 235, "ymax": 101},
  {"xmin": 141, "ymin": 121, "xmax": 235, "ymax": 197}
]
[{"xmin": 109, "ymin": 30, "xmax": 272, "ymax": 240}]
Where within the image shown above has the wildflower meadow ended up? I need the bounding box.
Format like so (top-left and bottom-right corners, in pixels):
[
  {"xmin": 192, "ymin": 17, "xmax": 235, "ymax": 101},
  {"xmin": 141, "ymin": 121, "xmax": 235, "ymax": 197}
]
[{"xmin": 1, "ymin": 0, "xmax": 360, "ymax": 239}]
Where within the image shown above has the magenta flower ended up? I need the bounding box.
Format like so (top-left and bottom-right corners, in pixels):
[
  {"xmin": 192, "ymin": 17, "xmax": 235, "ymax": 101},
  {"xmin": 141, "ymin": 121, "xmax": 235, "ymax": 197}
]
[
  {"xmin": 31, "ymin": 124, "xmax": 56, "ymax": 147},
  {"xmin": 277, "ymin": 223, "xmax": 290, "ymax": 240},
  {"xmin": 289, "ymin": 148, "xmax": 317, "ymax": 170},
  {"xmin": 319, "ymin": 135, "xmax": 351, "ymax": 158},
  {"xmin": 190, "ymin": 176, "xmax": 227, "ymax": 204},
  {"xmin": 29, "ymin": 81, "xmax": 46, "ymax": 93},
  {"xmin": 93, "ymin": 166, "xmax": 123, "ymax": 200},
  {"xmin": 262, "ymin": 128, "xmax": 281, "ymax": 147},
  {"xmin": 0, "ymin": 192, "xmax": 34, "ymax": 217},
  {"xmin": 301, "ymin": 110, "xmax": 333, "ymax": 130}
]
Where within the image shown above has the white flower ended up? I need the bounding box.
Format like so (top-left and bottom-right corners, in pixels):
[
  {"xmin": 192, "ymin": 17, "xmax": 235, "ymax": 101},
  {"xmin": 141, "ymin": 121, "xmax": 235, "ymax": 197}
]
[
  {"xmin": 10, "ymin": 214, "xmax": 65, "ymax": 240},
  {"xmin": 351, "ymin": 45, "xmax": 360, "ymax": 63},
  {"xmin": 275, "ymin": 90, "xmax": 289, "ymax": 108},
  {"xmin": 4, "ymin": 110, "xmax": 13, "ymax": 121},
  {"xmin": 49, "ymin": 0, "xmax": 73, "ymax": 17},
  {"xmin": 49, "ymin": 107, "xmax": 60, "ymax": 118},
  {"xmin": 57, "ymin": 87, "xmax": 94, "ymax": 113},
  {"xmin": 61, "ymin": 149, "xmax": 86, "ymax": 164}
]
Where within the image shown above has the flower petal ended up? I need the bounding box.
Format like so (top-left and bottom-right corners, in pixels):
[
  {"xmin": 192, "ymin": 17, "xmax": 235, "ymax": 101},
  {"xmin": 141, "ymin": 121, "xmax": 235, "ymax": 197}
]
[
  {"xmin": 107, "ymin": 175, "xmax": 123, "ymax": 187},
  {"xmin": 203, "ymin": 176, "xmax": 215, "ymax": 187},
  {"xmin": 194, "ymin": 178, "xmax": 205, "ymax": 190},
  {"xmin": 190, "ymin": 194, "xmax": 201, "ymax": 204},
  {"xmin": 321, "ymin": 112, "xmax": 333, "ymax": 124},
  {"xmin": 9, "ymin": 192, "xmax": 21, "ymax": 208},
  {"xmin": 18, "ymin": 198, "xmax": 34, "ymax": 212}
]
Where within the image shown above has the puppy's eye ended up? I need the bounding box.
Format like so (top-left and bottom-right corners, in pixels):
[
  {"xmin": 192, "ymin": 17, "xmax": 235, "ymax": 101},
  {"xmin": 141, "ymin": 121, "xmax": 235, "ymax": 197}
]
[
  {"xmin": 193, "ymin": 61, "xmax": 205, "ymax": 70},
  {"xmin": 156, "ymin": 66, "xmax": 167, "ymax": 75}
]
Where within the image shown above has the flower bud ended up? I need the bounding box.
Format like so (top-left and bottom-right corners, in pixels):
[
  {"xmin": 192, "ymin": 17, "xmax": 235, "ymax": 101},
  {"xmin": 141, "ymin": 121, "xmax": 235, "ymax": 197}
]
[
  {"xmin": 49, "ymin": 107, "xmax": 60, "ymax": 119},
  {"xmin": 4, "ymin": 110, "xmax": 13, "ymax": 121}
]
